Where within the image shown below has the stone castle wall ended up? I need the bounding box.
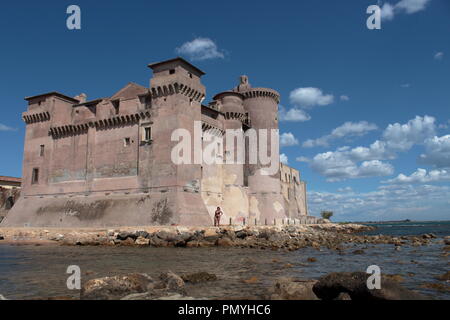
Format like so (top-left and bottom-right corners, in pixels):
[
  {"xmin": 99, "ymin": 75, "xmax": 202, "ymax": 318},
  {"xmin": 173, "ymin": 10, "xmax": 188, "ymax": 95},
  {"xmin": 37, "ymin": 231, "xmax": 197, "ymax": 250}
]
[{"xmin": 1, "ymin": 58, "xmax": 309, "ymax": 227}]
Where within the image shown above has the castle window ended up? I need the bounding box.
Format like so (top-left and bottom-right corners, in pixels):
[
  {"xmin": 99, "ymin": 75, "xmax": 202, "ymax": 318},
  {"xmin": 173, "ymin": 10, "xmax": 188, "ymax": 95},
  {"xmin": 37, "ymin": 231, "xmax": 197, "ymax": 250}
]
[
  {"xmin": 40, "ymin": 145, "xmax": 45, "ymax": 157},
  {"xmin": 169, "ymin": 69, "xmax": 175, "ymax": 74},
  {"xmin": 141, "ymin": 125, "xmax": 152, "ymax": 143},
  {"xmin": 124, "ymin": 138, "xmax": 131, "ymax": 147},
  {"xmin": 188, "ymin": 72, "xmax": 193, "ymax": 78},
  {"xmin": 32, "ymin": 168, "xmax": 39, "ymax": 184}
]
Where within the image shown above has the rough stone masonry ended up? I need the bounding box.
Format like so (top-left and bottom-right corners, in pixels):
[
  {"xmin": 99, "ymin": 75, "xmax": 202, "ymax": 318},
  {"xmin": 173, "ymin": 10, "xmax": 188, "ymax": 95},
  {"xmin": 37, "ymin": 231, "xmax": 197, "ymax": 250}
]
[{"xmin": 1, "ymin": 57, "xmax": 317, "ymax": 227}]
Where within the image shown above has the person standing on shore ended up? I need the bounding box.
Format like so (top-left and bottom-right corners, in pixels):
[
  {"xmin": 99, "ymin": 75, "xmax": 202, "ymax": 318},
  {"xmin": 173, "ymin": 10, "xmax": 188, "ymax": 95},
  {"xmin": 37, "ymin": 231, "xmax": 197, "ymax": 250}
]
[{"xmin": 214, "ymin": 207, "xmax": 223, "ymax": 227}]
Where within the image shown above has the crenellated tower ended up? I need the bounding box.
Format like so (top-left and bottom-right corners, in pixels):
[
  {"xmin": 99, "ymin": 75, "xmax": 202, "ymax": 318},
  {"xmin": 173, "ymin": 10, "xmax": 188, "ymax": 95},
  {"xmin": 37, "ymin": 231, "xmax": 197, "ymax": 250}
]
[{"xmin": 234, "ymin": 76, "xmax": 286, "ymax": 223}]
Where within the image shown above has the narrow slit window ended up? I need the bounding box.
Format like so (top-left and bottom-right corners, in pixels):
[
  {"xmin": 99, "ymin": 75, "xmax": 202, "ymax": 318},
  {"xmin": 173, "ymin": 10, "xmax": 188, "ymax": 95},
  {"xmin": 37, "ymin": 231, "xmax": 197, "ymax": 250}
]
[
  {"xmin": 40, "ymin": 145, "xmax": 45, "ymax": 157},
  {"xmin": 124, "ymin": 137, "xmax": 131, "ymax": 147},
  {"xmin": 32, "ymin": 168, "xmax": 39, "ymax": 184}
]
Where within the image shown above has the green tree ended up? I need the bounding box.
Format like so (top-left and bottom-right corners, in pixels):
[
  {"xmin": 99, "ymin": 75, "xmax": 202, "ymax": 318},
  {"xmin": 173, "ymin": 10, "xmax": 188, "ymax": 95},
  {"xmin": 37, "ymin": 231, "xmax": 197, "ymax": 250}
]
[{"xmin": 320, "ymin": 210, "xmax": 333, "ymax": 220}]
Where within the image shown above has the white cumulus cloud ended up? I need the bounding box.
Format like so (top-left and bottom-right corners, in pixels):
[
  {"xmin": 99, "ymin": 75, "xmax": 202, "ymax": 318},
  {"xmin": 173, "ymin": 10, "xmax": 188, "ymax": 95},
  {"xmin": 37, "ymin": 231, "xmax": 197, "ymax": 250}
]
[
  {"xmin": 380, "ymin": 0, "xmax": 432, "ymax": 21},
  {"xmin": 279, "ymin": 105, "xmax": 311, "ymax": 122},
  {"xmin": 176, "ymin": 37, "xmax": 225, "ymax": 61},
  {"xmin": 303, "ymin": 121, "xmax": 378, "ymax": 148},
  {"xmin": 280, "ymin": 132, "xmax": 299, "ymax": 147},
  {"xmin": 280, "ymin": 153, "xmax": 288, "ymax": 164},
  {"xmin": 420, "ymin": 134, "xmax": 450, "ymax": 168},
  {"xmin": 300, "ymin": 115, "xmax": 437, "ymax": 181},
  {"xmin": 384, "ymin": 168, "xmax": 450, "ymax": 184},
  {"xmin": 308, "ymin": 184, "xmax": 450, "ymax": 221},
  {"xmin": 289, "ymin": 87, "xmax": 334, "ymax": 109}
]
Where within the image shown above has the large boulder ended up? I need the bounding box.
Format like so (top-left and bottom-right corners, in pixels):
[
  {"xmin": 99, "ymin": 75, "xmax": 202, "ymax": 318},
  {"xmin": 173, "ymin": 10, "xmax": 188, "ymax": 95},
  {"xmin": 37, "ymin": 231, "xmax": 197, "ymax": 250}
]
[
  {"xmin": 80, "ymin": 273, "xmax": 154, "ymax": 300},
  {"xmin": 312, "ymin": 272, "xmax": 429, "ymax": 300},
  {"xmin": 158, "ymin": 271, "xmax": 185, "ymax": 292},
  {"xmin": 268, "ymin": 278, "xmax": 319, "ymax": 300}
]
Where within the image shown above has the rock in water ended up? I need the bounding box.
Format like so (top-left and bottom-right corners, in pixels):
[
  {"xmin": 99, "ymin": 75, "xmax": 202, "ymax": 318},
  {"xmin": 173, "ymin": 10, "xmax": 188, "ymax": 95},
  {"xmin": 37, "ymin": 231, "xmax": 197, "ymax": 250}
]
[
  {"xmin": 312, "ymin": 272, "xmax": 430, "ymax": 300},
  {"xmin": 436, "ymin": 271, "xmax": 450, "ymax": 281},
  {"xmin": 181, "ymin": 272, "xmax": 217, "ymax": 284},
  {"xmin": 268, "ymin": 278, "xmax": 319, "ymax": 300},
  {"xmin": 80, "ymin": 273, "xmax": 154, "ymax": 300},
  {"xmin": 158, "ymin": 271, "xmax": 185, "ymax": 292},
  {"xmin": 135, "ymin": 236, "xmax": 150, "ymax": 245}
]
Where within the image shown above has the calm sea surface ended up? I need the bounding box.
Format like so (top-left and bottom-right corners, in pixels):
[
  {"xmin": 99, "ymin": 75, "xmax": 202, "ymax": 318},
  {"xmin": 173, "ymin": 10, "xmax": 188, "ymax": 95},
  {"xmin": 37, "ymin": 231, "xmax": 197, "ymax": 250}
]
[{"xmin": 0, "ymin": 221, "xmax": 449, "ymax": 300}]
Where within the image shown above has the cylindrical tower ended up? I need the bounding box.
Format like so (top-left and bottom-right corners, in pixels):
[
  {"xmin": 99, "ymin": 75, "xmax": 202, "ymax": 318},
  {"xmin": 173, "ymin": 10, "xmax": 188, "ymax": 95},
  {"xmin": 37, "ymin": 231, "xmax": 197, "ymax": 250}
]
[
  {"xmin": 213, "ymin": 91, "xmax": 246, "ymax": 186},
  {"xmin": 234, "ymin": 76, "xmax": 286, "ymax": 223}
]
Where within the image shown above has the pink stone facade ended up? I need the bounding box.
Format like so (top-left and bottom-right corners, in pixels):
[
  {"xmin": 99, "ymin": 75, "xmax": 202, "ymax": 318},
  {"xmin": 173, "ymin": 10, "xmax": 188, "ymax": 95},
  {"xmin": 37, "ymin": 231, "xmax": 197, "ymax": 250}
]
[{"xmin": 1, "ymin": 58, "xmax": 313, "ymax": 227}]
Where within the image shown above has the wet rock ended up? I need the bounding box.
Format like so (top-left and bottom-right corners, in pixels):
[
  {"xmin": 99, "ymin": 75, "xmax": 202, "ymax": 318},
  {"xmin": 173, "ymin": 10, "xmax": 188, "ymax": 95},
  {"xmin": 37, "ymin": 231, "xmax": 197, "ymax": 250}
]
[
  {"xmin": 335, "ymin": 292, "xmax": 351, "ymax": 300},
  {"xmin": 134, "ymin": 231, "xmax": 150, "ymax": 239},
  {"xmin": 312, "ymin": 272, "xmax": 429, "ymax": 300},
  {"xmin": 435, "ymin": 271, "xmax": 450, "ymax": 281},
  {"xmin": 236, "ymin": 229, "xmax": 252, "ymax": 239},
  {"xmin": 118, "ymin": 238, "xmax": 135, "ymax": 246},
  {"xmin": 307, "ymin": 257, "xmax": 317, "ymax": 263},
  {"xmin": 156, "ymin": 231, "xmax": 179, "ymax": 242},
  {"xmin": 352, "ymin": 249, "xmax": 365, "ymax": 255},
  {"xmin": 181, "ymin": 272, "xmax": 217, "ymax": 284},
  {"xmin": 216, "ymin": 237, "xmax": 234, "ymax": 247},
  {"xmin": 117, "ymin": 232, "xmax": 137, "ymax": 241},
  {"xmin": 268, "ymin": 278, "xmax": 318, "ymax": 300},
  {"xmin": 158, "ymin": 271, "xmax": 185, "ymax": 292},
  {"xmin": 135, "ymin": 236, "xmax": 150, "ymax": 246},
  {"xmin": 49, "ymin": 234, "xmax": 64, "ymax": 241},
  {"xmin": 179, "ymin": 232, "xmax": 194, "ymax": 242},
  {"xmin": 444, "ymin": 239, "xmax": 450, "ymax": 245},
  {"xmin": 149, "ymin": 236, "xmax": 169, "ymax": 247},
  {"xmin": 197, "ymin": 240, "xmax": 215, "ymax": 247},
  {"xmin": 80, "ymin": 273, "xmax": 154, "ymax": 300}
]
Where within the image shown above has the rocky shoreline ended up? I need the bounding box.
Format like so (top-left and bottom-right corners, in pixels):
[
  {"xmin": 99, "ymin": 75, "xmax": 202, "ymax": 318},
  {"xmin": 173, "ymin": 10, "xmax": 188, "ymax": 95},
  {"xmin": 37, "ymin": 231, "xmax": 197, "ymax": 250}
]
[
  {"xmin": 2, "ymin": 270, "xmax": 437, "ymax": 300},
  {"xmin": 1, "ymin": 223, "xmax": 449, "ymax": 300},
  {"xmin": 1, "ymin": 223, "xmax": 449, "ymax": 251}
]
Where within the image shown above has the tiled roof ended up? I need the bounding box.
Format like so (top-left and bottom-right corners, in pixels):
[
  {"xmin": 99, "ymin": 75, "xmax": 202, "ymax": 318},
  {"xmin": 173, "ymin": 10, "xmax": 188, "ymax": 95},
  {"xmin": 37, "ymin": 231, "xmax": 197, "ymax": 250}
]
[{"xmin": 0, "ymin": 176, "xmax": 21, "ymax": 183}]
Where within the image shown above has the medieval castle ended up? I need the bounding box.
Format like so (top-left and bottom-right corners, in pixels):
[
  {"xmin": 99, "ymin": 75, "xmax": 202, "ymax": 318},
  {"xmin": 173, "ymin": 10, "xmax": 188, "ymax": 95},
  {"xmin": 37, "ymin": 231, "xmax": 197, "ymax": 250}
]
[{"xmin": 1, "ymin": 57, "xmax": 318, "ymax": 227}]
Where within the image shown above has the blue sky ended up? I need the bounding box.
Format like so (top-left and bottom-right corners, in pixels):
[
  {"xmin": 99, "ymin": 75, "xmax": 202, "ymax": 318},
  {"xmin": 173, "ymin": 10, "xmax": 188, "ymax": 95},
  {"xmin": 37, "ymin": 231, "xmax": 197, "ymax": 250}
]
[{"xmin": 0, "ymin": 0, "xmax": 449, "ymax": 221}]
